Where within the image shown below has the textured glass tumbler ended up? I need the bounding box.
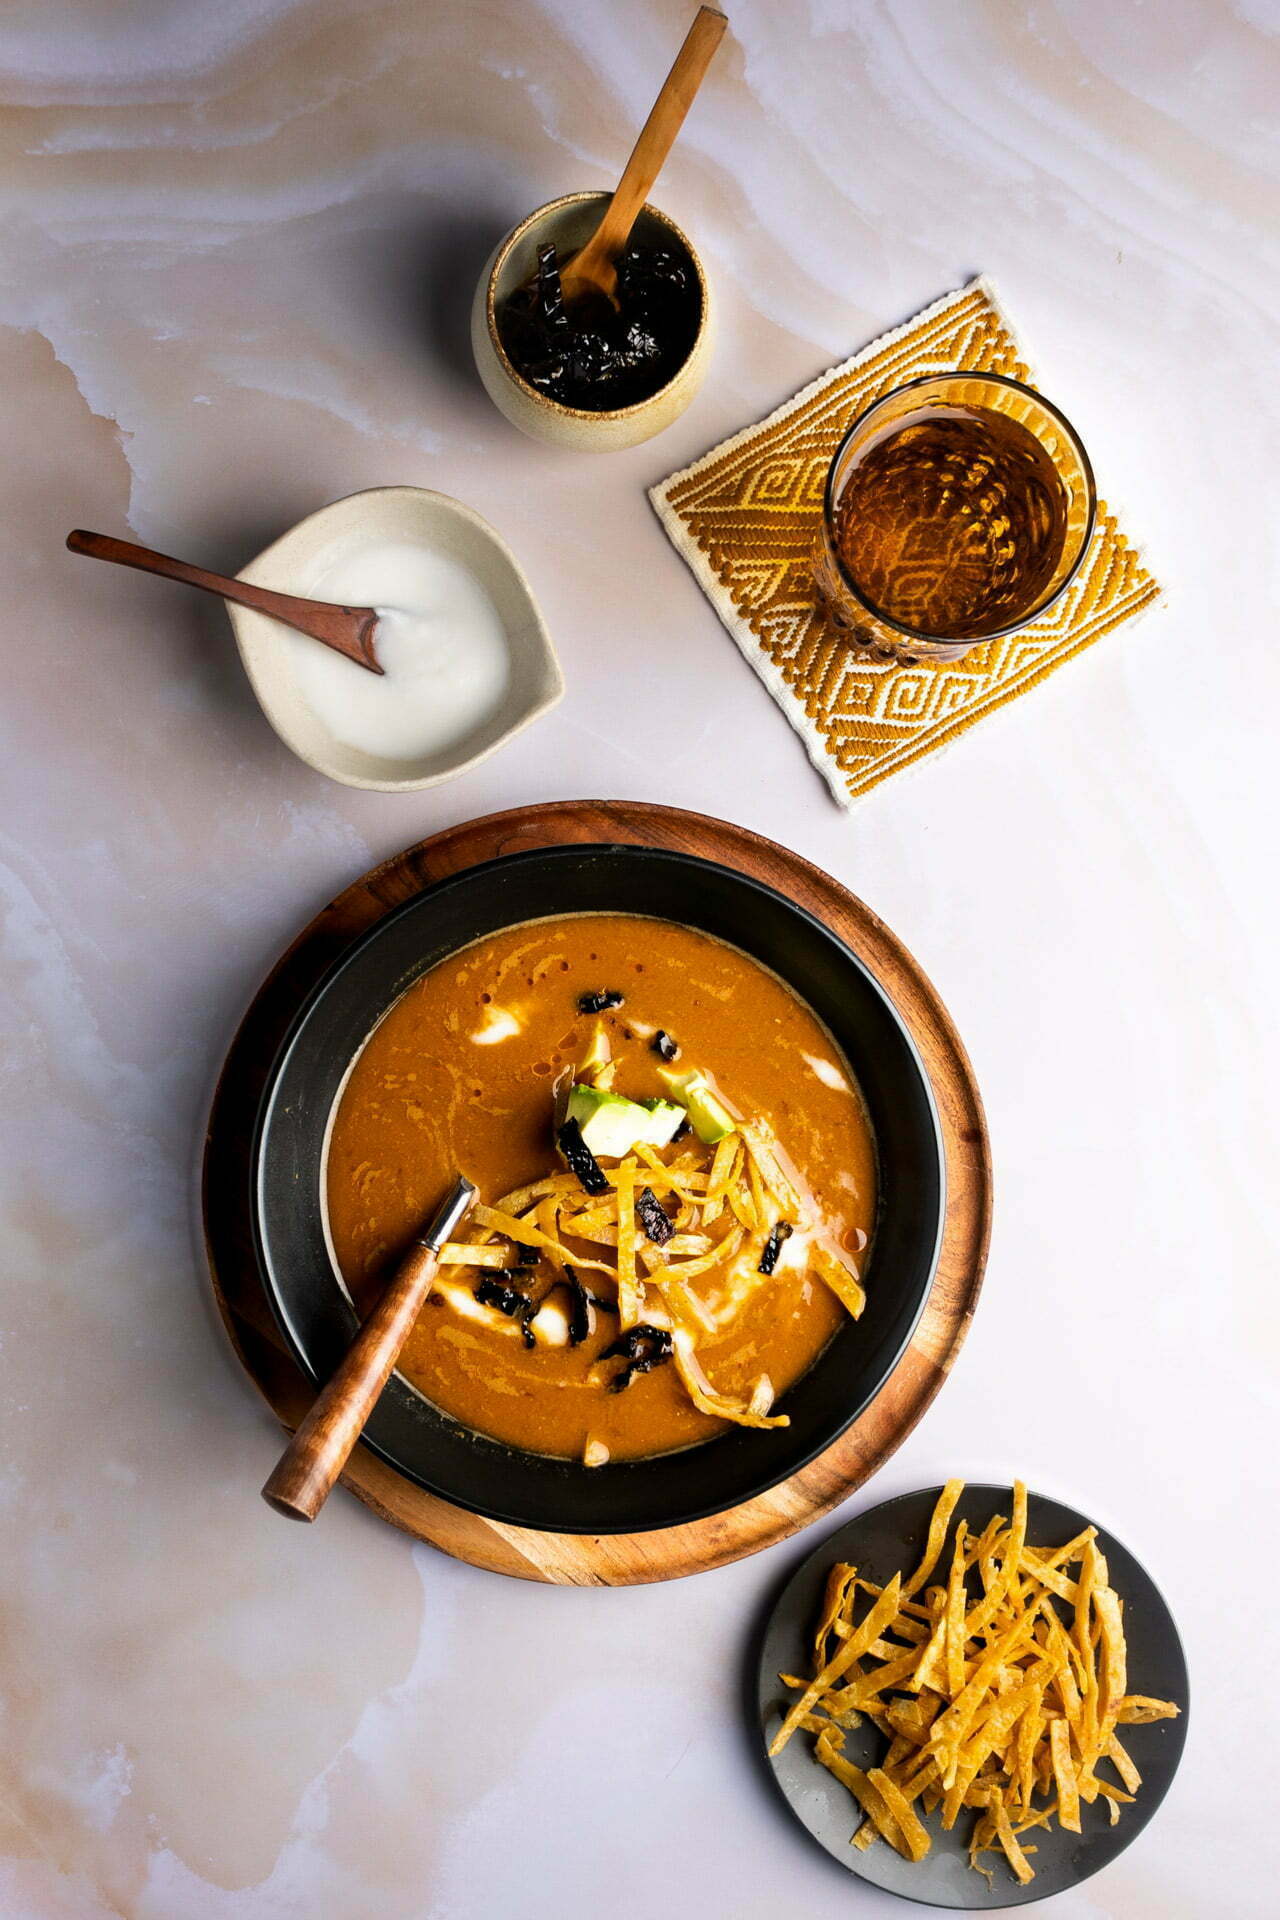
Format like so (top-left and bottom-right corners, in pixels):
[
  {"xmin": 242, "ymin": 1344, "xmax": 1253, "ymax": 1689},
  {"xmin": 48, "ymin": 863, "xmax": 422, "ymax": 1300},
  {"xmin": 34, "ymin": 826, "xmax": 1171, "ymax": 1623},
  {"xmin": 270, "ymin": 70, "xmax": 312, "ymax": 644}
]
[{"xmin": 812, "ymin": 372, "xmax": 1097, "ymax": 665}]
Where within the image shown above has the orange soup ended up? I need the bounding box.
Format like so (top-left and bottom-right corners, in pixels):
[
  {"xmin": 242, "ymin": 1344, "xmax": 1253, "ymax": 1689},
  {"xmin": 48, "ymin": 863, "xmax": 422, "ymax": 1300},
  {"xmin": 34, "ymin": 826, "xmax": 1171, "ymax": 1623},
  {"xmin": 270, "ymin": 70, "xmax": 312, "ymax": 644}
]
[{"xmin": 326, "ymin": 914, "xmax": 876, "ymax": 1461}]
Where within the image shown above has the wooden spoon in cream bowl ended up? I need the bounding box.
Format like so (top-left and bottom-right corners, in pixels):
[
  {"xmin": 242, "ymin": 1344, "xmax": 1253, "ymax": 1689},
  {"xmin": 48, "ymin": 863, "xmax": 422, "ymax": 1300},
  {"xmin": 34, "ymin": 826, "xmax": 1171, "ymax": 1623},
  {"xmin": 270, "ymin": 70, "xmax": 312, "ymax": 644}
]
[{"xmin": 66, "ymin": 527, "xmax": 383, "ymax": 673}]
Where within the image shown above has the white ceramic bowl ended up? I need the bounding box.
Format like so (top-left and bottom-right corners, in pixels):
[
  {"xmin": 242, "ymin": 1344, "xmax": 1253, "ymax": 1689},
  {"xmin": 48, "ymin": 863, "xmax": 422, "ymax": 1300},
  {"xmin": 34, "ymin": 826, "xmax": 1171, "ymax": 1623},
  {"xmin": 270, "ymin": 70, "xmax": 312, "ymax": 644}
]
[
  {"xmin": 229, "ymin": 487, "xmax": 563, "ymax": 791},
  {"xmin": 471, "ymin": 190, "xmax": 713, "ymax": 452}
]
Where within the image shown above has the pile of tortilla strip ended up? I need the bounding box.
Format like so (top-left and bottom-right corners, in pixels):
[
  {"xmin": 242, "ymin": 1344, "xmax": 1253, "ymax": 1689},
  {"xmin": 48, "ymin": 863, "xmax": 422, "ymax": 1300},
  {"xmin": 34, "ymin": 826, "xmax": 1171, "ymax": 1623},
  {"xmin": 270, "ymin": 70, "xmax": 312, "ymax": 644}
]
[
  {"xmin": 769, "ymin": 1481, "xmax": 1179, "ymax": 1887},
  {"xmin": 436, "ymin": 1122, "xmax": 866, "ymax": 1429}
]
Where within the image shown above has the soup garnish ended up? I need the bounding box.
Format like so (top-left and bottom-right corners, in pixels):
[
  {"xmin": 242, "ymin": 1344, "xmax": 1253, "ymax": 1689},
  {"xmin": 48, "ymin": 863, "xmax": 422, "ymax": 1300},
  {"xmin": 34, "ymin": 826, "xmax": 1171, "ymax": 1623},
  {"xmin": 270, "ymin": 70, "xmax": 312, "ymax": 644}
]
[
  {"xmin": 428, "ymin": 1037, "xmax": 868, "ymax": 1437},
  {"xmin": 325, "ymin": 913, "xmax": 877, "ymax": 1463}
]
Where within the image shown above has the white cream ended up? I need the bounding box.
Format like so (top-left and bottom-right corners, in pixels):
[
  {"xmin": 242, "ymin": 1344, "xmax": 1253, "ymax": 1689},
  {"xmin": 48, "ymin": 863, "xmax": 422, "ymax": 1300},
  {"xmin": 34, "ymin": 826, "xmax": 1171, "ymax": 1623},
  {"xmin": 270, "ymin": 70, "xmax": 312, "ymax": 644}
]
[
  {"xmin": 285, "ymin": 540, "xmax": 512, "ymax": 762},
  {"xmin": 470, "ymin": 1005, "xmax": 522, "ymax": 1045},
  {"xmin": 803, "ymin": 1051, "xmax": 853, "ymax": 1094}
]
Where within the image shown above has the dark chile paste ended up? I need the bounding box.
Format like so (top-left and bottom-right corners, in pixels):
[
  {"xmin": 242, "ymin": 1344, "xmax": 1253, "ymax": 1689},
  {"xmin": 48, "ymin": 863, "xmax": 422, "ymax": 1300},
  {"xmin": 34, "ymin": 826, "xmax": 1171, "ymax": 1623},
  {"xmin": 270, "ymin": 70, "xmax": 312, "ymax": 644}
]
[{"xmin": 499, "ymin": 242, "xmax": 701, "ymax": 412}]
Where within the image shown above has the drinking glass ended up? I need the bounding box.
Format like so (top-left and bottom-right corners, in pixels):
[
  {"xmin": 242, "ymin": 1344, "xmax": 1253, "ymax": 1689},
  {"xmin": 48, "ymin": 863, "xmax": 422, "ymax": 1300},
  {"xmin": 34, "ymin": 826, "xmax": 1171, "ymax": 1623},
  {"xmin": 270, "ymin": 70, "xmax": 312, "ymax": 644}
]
[{"xmin": 812, "ymin": 372, "xmax": 1096, "ymax": 665}]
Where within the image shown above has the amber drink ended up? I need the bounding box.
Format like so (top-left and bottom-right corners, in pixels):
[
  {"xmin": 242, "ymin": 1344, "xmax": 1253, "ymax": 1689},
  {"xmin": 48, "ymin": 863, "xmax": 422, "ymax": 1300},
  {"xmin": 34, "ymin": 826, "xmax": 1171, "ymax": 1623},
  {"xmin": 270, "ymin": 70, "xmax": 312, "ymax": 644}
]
[{"xmin": 814, "ymin": 373, "xmax": 1096, "ymax": 664}]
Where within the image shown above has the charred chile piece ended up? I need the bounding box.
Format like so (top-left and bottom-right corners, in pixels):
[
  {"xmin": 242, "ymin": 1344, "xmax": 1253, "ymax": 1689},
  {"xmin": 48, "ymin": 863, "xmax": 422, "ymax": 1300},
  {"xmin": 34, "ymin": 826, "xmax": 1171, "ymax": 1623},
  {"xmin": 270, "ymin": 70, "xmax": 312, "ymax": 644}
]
[
  {"xmin": 563, "ymin": 1265, "xmax": 592, "ymax": 1347},
  {"xmin": 651, "ymin": 1029, "xmax": 680, "ymax": 1062},
  {"xmin": 513, "ymin": 1243, "xmax": 541, "ymax": 1269},
  {"xmin": 518, "ymin": 1295, "xmax": 539, "ymax": 1350},
  {"xmin": 636, "ymin": 1185, "xmax": 675, "ymax": 1246},
  {"xmin": 603, "ymin": 1322, "xmax": 674, "ymax": 1392},
  {"xmin": 557, "ymin": 1117, "xmax": 611, "ymax": 1196},
  {"xmin": 603, "ymin": 1325, "xmax": 673, "ymax": 1362},
  {"xmin": 475, "ymin": 1276, "xmax": 531, "ymax": 1319},
  {"xmin": 586, "ymin": 1290, "xmax": 619, "ymax": 1314},
  {"xmin": 577, "ymin": 988, "xmax": 624, "ymax": 1014},
  {"xmin": 758, "ymin": 1220, "xmax": 794, "ymax": 1275}
]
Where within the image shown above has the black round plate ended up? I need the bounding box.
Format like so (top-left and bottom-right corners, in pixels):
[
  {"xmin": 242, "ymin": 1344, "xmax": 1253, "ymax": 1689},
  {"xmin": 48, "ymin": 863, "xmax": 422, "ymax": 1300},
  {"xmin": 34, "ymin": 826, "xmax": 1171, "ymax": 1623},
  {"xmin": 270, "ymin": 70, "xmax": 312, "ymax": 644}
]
[
  {"xmin": 757, "ymin": 1485, "xmax": 1188, "ymax": 1907},
  {"xmin": 250, "ymin": 844, "xmax": 945, "ymax": 1534}
]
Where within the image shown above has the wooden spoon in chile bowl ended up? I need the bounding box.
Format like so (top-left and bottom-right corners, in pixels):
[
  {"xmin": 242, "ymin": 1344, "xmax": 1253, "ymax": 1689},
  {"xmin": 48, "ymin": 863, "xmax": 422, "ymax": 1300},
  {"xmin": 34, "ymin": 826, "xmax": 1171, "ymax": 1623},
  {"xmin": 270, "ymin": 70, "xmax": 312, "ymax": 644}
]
[{"xmin": 557, "ymin": 5, "xmax": 728, "ymax": 311}]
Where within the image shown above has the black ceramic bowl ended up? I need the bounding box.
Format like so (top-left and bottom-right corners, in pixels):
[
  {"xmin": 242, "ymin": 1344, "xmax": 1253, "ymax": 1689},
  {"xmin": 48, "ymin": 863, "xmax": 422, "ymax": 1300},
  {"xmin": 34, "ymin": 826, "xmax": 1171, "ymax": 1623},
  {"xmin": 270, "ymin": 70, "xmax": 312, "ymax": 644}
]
[{"xmin": 250, "ymin": 845, "xmax": 946, "ymax": 1533}]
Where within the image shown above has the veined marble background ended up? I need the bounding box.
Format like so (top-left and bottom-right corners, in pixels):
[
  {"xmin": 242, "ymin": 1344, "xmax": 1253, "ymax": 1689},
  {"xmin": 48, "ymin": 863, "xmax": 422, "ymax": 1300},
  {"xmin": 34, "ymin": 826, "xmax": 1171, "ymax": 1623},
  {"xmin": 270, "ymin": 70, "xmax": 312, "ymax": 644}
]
[{"xmin": 2, "ymin": 2, "xmax": 1277, "ymax": 1915}]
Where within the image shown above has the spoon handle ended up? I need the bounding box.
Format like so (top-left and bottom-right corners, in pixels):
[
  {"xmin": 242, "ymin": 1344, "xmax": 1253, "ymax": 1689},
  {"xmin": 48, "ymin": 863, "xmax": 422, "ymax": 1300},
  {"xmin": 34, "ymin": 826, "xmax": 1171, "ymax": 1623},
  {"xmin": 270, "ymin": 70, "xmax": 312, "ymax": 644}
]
[
  {"xmin": 261, "ymin": 1176, "xmax": 477, "ymax": 1523},
  {"xmin": 66, "ymin": 528, "xmax": 383, "ymax": 672},
  {"xmin": 579, "ymin": 6, "xmax": 727, "ymax": 273}
]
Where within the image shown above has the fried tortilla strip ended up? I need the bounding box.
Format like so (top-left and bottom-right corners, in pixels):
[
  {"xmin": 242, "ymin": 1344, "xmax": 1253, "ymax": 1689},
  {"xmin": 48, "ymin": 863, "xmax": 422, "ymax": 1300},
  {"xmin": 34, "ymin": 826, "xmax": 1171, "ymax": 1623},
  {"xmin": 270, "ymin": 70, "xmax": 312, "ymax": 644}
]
[
  {"xmin": 659, "ymin": 1225, "xmax": 744, "ymax": 1280},
  {"xmin": 941, "ymin": 1679, "xmax": 1039, "ymax": 1829},
  {"xmin": 747, "ymin": 1154, "xmax": 769, "ymax": 1230},
  {"xmin": 741, "ymin": 1124, "xmax": 805, "ymax": 1215},
  {"xmin": 944, "ymin": 1523, "xmax": 970, "ymax": 1698},
  {"xmin": 884, "ymin": 1695, "xmax": 941, "ymax": 1746},
  {"xmin": 1041, "ymin": 1525, "xmax": 1098, "ymax": 1569},
  {"xmin": 613, "ymin": 1168, "xmax": 640, "ymax": 1328},
  {"xmin": 1104, "ymin": 1732, "xmax": 1142, "ymax": 1793},
  {"xmin": 904, "ymin": 1480, "xmax": 966, "ymax": 1600},
  {"xmin": 810, "ymin": 1242, "xmax": 866, "ymax": 1318},
  {"xmin": 1094, "ymin": 1583, "xmax": 1127, "ymax": 1733},
  {"xmin": 1049, "ymin": 1716, "xmax": 1081, "ymax": 1832},
  {"xmin": 990, "ymin": 1798, "xmax": 1036, "ymax": 1886},
  {"xmin": 491, "ymin": 1174, "xmax": 584, "ymax": 1212},
  {"xmin": 867, "ymin": 1769, "xmax": 931, "ymax": 1863},
  {"xmin": 964, "ymin": 1514, "xmax": 1007, "ymax": 1568},
  {"xmin": 706, "ymin": 1133, "xmax": 740, "ymax": 1198},
  {"xmin": 1116, "ymin": 1696, "xmax": 1180, "ymax": 1725},
  {"xmin": 963, "ymin": 1482, "xmax": 1029, "ymax": 1637},
  {"xmin": 471, "ymin": 1204, "xmax": 617, "ymax": 1276},
  {"xmin": 828, "ymin": 1646, "xmax": 924, "ymax": 1711},
  {"xmin": 536, "ymin": 1194, "xmax": 565, "ymax": 1269},
  {"xmin": 813, "ymin": 1563, "xmax": 859, "ymax": 1669},
  {"xmin": 1074, "ymin": 1536, "xmax": 1101, "ymax": 1761},
  {"xmin": 855, "ymin": 1581, "xmax": 936, "ymax": 1624},
  {"xmin": 769, "ymin": 1574, "xmax": 905, "ymax": 1755},
  {"xmin": 673, "ymin": 1334, "xmax": 789, "ymax": 1432},
  {"xmin": 437, "ymin": 1243, "xmax": 516, "ymax": 1268},
  {"xmin": 910, "ymin": 1590, "xmax": 950, "ymax": 1696},
  {"xmin": 1012, "ymin": 1684, "xmax": 1044, "ymax": 1815},
  {"xmin": 812, "ymin": 1731, "xmax": 908, "ymax": 1857},
  {"xmin": 1019, "ymin": 1550, "xmax": 1079, "ymax": 1605},
  {"xmin": 662, "ymin": 1233, "xmax": 713, "ymax": 1257},
  {"xmin": 652, "ymin": 1274, "xmax": 717, "ymax": 1336},
  {"xmin": 728, "ymin": 1180, "xmax": 758, "ymax": 1234}
]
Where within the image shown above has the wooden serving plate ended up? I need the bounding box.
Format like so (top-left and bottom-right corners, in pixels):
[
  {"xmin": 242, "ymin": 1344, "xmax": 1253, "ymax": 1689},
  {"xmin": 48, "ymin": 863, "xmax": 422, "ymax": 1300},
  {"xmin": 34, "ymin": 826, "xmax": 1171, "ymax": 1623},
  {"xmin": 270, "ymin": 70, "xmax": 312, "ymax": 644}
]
[{"xmin": 203, "ymin": 801, "xmax": 990, "ymax": 1584}]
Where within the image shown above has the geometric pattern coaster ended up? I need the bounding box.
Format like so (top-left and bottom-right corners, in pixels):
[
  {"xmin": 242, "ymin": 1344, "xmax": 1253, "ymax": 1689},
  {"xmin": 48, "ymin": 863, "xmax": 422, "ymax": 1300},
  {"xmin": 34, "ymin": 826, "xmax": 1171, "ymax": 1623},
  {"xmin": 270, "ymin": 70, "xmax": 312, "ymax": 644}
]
[{"xmin": 650, "ymin": 278, "xmax": 1161, "ymax": 808}]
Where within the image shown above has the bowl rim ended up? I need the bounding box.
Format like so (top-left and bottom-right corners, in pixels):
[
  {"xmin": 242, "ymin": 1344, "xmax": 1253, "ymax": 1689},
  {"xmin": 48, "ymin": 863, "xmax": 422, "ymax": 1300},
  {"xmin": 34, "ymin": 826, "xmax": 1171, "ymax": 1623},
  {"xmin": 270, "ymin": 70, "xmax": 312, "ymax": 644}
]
[
  {"xmin": 483, "ymin": 189, "xmax": 710, "ymax": 422},
  {"xmin": 229, "ymin": 484, "xmax": 564, "ymax": 792},
  {"xmin": 248, "ymin": 843, "xmax": 948, "ymax": 1533},
  {"xmin": 821, "ymin": 372, "xmax": 1099, "ymax": 647}
]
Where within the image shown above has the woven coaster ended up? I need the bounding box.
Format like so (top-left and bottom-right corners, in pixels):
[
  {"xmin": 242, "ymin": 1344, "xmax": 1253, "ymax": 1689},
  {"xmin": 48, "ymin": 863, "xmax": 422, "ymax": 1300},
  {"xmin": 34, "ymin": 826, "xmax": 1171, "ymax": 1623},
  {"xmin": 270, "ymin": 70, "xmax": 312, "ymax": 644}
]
[{"xmin": 651, "ymin": 278, "xmax": 1161, "ymax": 808}]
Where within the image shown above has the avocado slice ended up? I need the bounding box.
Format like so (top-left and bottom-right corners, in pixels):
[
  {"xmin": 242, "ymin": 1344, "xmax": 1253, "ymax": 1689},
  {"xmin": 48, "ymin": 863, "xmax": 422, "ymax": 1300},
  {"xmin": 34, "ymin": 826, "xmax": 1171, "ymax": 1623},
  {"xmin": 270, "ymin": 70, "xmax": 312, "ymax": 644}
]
[
  {"xmin": 657, "ymin": 1068, "xmax": 737, "ymax": 1144},
  {"xmin": 565, "ymin": 1084, "xmax": 686, "ymax": 1159},
  {"xmin": 639, "ymin": 1098, "xmax": 686, "ymax": 1147}
]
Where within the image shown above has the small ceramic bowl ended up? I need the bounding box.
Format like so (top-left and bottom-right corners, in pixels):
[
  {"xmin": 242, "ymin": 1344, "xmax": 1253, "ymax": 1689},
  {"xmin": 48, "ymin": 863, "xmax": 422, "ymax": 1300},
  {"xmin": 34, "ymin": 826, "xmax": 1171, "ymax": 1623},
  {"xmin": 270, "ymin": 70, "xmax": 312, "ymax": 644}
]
[
  {"xmin": 229, "ymin": 487, "xmax": 563, "ymax": 792},
  {"xmin": 471, "ymin": 190, "xmax": 713, "ymax": 452}
]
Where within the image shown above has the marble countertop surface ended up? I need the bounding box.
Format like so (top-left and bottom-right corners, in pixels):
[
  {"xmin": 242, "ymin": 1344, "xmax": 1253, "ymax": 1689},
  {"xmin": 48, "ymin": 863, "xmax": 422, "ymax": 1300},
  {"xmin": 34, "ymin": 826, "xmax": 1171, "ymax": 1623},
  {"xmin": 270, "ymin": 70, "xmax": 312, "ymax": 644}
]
[{"xmin": 3, "ymin": 2, "xmax": 1277, "ymax": 1914}]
